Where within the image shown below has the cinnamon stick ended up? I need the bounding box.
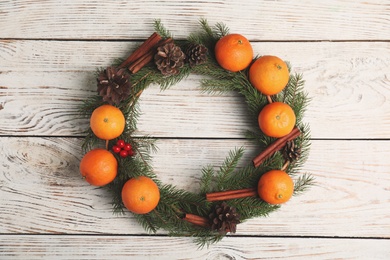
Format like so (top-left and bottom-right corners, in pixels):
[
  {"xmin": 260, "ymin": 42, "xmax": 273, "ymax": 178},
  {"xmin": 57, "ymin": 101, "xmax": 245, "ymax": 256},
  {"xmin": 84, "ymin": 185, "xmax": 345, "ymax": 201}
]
[
  {"xmin": 119, "ymin": 32, "xmax": 162, "ymax": 69},
  {"xmin": 128, "ymin": 51, "xmax": 154, "ymax": 74},
  {"xmin": 183, "ymin": 213, "xmax": 209, "ymax": 227},
  {"xmin": 206, "ymin": 188, "xmax": 257, "ymax": 202},
  {"xmin": 252, "ymin": 126, "xmax": 301, "ymax": 168},
  {"xmin": 128, "ymin": 37, "xmax": 174, "ymax": 74}
]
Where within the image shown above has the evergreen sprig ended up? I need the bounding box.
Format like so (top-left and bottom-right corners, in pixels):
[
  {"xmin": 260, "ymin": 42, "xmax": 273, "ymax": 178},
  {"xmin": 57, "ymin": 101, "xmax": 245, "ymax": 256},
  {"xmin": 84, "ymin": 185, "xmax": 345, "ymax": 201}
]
[
  {"xmin": 229, "ymin": 197, "xmax": 280, "ymax": 220},
  {"xmin": 294, "ymin": 173, "xmax": 316, "ymax": 195},
  {"xmin": 78, "ymin": 20, "xmax": 314, "ymax": 248},
  {"xmin": 154, "ymin": 19, "xmax": 172, "ymax": 39},
  {"xmin": 216, "ymin": 148, "xmax": 245, "ymax": 190}
]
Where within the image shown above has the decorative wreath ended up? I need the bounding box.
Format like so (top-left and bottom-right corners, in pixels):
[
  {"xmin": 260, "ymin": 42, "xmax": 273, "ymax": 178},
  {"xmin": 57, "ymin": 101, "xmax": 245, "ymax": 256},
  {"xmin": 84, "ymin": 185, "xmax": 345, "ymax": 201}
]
[{"xmin": 79, "ymin": 20, "xmax": 313, "ymax": 247}]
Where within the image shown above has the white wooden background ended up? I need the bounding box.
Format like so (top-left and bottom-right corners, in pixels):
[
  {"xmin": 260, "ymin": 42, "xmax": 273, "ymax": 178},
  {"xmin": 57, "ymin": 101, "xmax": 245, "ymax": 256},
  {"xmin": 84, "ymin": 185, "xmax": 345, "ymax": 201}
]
[{"xmin": 1, "ymin": 0, "xmax": 390, "ymax": 259}]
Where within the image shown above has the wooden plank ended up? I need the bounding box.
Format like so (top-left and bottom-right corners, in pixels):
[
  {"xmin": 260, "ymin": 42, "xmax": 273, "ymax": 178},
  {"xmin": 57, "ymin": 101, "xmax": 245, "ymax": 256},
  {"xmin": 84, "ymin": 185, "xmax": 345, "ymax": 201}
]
[
  {"xmin": 1, "ymin": 0, "xmax": 389, "ymax": 41},
  {"xmin": 1, "ymin": 137, "xmax": 389, "ymax": 237},
  {"xmin": 1, "ymin": 0, "xmax": 388, "ymax": 258},
  {"xmin": 0, "ymin": 235, "xmax": 389, "ymax": 260},
  {"xmin": 1, "ymin": 41, "xmax": 389, "ymax": 138}
]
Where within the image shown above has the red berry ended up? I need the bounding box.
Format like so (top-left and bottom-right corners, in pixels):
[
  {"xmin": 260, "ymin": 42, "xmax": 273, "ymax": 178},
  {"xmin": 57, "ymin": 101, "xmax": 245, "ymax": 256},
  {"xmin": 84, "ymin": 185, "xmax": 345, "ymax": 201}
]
[
  {"xmin": 119, "ymin": 150, "xmax": 128, "ymax": 158},
  {"xmin": 128, "ymin": 149, "xmax": 135, "ymax": 156},
  {"xmin": 123, "ymin": 143, "xmax": 132, "ymax": 151},
  {"xmin": 112, "ymin": 145, "xmax": 121, "ymax": 153},
  {"xmin": 116, "ymin": 139, "xmax": 125, "ymax": 148}
]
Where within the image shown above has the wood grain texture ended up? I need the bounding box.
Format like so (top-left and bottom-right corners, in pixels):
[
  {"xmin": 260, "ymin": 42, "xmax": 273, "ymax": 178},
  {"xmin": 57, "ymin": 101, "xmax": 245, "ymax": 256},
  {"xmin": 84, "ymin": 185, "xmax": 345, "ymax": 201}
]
[
  {"xmin": 0, "ymin": 235, "xmax": 389, "ymax": 260},
  {"xmin": 1, "ymin": 41, "xmax": 389, "ymax": 138},
  {"xmin": 1, "ymin": 137, "xmax": 389, "ymax": 237},
  {"xmin": 1, "ymin": 0, "xmax": 390, "ymax": 257},
  {"xmin": 1, "ymin": 0, "xmax": 389, "ymax": 41}
]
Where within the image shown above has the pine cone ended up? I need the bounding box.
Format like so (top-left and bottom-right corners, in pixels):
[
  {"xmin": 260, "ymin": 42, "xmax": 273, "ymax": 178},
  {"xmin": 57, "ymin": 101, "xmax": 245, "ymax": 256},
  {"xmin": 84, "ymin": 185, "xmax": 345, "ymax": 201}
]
[
  {"xmin": 97, "ymin": 67, "xmax": 131, "ymax": 105},
  {"xmin": 154, "ymin": 42, "xmax": 186, "ymax": 76},
  {"xmin": 209, "ymin": 202, "xmax": 240, "ymax": 234},
  {"xmin": 185, "ymin": 43, "xmax": 208, "ymax": 67},
  {"xmin": 283, "ymin": 140, "xmax": 301, "ymax": 162}
]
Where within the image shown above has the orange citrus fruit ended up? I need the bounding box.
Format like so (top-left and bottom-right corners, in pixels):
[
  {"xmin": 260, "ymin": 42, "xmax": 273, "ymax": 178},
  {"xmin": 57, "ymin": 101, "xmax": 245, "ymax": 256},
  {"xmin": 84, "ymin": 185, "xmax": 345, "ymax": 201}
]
[
  {"xmin": 79, "ymin": 148, "xmax": 118, "ymax": 186},
  {"xmin": 122, "ymin": 176, "xmax": 160, "ymax": 214},
  {"xmin": 258, "ymin": 102, "xmax": 296, "ymax": 138},
  {"xmin": 249, "ymin": 55, "xmax": 289, "ymax": 95},
  {"xmin": 214, "ymin": 34, "xmax": 253, "ymax": 72},
  {"xmin": 258, "ymin": 170, "xmax": 294, "ymax": 205},
  {"xmin": 90, "ymin": 104, "xmax": 125, "ymax": 140}
]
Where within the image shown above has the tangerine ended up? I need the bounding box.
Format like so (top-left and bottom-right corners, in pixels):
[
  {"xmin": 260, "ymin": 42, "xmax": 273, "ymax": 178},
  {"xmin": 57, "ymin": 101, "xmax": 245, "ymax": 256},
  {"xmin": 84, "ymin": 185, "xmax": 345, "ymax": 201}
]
[
  {"xmin": 79, "ymin": 148, "xmax": 117, "ymax": 186},
  {"xmin": 258, "ymin": 170, "xmax": 294, "ymax": 205},
  {"xmin": 122, "ymin": 176, "xmax": 160, "ymax": 214},
  {"xmin": 214, "ymin": 34, "xmax": 253, "ymax": 72},
  {"xmin": 90, "ymin": 104, "xmax": 125, "ymax": 140},
  {"xmin": 258, "ymin": 102, "xmax": 296, "ymax": 138},
  {"xmin": 249, "ymin": 55, "xmax": 289, "ymax": 95}
]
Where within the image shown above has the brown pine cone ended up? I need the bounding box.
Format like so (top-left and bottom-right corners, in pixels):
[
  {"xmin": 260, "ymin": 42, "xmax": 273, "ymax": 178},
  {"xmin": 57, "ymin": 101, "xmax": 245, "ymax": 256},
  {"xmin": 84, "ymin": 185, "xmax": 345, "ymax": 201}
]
[
  {"xmin": 185, "ymin": 43, "xmax": 208, "ymax": 67},
  {"xmin": 283, "ymin": 140, "xmax": 301, "ymax": 162},
  {"xmin": 209, "ymin": 202, "xmax": 240, "ymax": 234},
  {"xmin": 154, "ymin": 42, "xmax": 186, "ymax": 76},
  {"xmin": 97, "ymin": 66, "xmax": 131, "ymax": 105}
]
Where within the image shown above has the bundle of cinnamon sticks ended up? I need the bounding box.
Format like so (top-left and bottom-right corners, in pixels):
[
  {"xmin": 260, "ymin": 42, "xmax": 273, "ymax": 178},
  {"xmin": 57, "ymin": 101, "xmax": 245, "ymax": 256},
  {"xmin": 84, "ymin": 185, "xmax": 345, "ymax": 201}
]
[{"xmin": 119, "ymin": 32, "xmax": 173, "ymax": 74}]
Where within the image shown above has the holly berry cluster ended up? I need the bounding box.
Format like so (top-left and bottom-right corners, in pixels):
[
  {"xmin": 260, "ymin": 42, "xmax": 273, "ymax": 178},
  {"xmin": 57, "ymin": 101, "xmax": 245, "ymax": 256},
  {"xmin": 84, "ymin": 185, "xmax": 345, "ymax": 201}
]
[{"xmin": 112, "ymin": 139, "xmax": 135, "ymax": 158}]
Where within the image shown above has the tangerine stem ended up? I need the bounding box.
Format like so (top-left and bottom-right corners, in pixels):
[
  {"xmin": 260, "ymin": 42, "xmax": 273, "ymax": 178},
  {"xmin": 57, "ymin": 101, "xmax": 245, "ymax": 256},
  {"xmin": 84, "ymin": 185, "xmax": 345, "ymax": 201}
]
[
  {"xmin": 281, "ymin": 161, "xmax": 290, "ymax": 171},
  {"xmin": 135, "ymin": 89, "xmax": 144, "ymax": 98},
  {"xmin": 266, "ymin": 95, "xmax": 273, "ymax": 104}
]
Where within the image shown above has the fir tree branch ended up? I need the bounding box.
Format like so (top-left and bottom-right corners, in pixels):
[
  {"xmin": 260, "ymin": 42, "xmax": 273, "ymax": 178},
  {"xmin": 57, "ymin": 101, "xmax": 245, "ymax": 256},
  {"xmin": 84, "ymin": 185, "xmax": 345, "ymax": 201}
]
[
  {"xmin": 81, "ymin": 129, "xmax": 101, "ymax": 153},
  {"xmin": 159, "ymin": 184, "xmax": 211, "ymax": 216},
  {"xmin": 280, "ymin": 72, "xmax": 310, "ymax": 125},
  {"xmin": 154, "ymin": 19, "xmax": 172, "ymax": 39},
  {"xmin": 156, "ymin": 65, "xmax": 193, "ymax": 90},
  {"xmin": 199, "ymin": 18, "xmax": 215, "ymax": 39},
  {"xmin": 294, "ymin": 173, "xmax": 315, "ymax": 195},
  {"xmin": 287, "ymin": 123, "xmax": 311, "ymax": 175},
  {"xmin": 194, "ymin": 233, "xmax": 224, "ymax": 249},
  {"xmin": 214, "ymin": 22, "xmax": 230, "ymax": 38},
  {"xmin": 216, "ymin": 148, "xmax": 245, "ymax": 191},
  {"xmin": 200, "ymin": 165, "xmax": 215, "ymax": 194},
  {"xmin": 229, "ymin": 197, "xmax": 280, "ymax": 220},
  {"xmin": 223, "ymin": 165, "xmax": 263, "ymax": 190},
  {"xmin": 78, "ymin": 95, "xmax": 103, "ymax": 117},
  {"xmin": 133, "ymin": 213, "xmax": 159, "ymax": 233}
]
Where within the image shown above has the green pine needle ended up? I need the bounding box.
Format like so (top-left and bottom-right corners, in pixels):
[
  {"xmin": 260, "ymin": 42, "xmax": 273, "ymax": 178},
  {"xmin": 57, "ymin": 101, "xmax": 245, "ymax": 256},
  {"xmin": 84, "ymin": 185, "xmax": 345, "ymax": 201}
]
[
  {"xmin": 154, "ymin": 19, "xmax": 172, "ymax": 38},
  {"xmin": 200, "ymin": 165, "xmax": 215, "ymax": 194},
  {"xmin": 229, "ymin": 197, "xmax": 280, "ymax": 220},
  {"xmin": 294, "ymin": 173, "xmax": 316, "ymax": 195},
  {"xmin": 214, "ymin": 22, "xmax": 230, "ymax": 38},
  {"xmin": 216, "ymin": 147, "xmax": 245, "ymax": 191}
]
